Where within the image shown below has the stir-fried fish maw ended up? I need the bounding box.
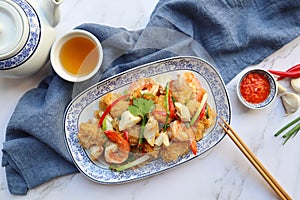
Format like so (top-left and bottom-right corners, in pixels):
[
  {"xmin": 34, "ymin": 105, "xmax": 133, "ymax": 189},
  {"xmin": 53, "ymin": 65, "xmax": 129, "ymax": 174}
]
[
  {"xmin": 144, "ymin": 116, "xmax": 159, "ymax": 146},
  {"xmin": 99, "ymin": 93, "xmax": 114, "ymax": 110},
  {"xmin": 174, "ymin": 102, "xmax": 191, "ymax": 122},
  {"xmin": 110, "ymin": 97, "xmax": 129, "ymax": 118},
  {"xmin": 182, "ymin": 72, "xmax": 205, "ymax": 102},
  {"xmin": 77, "ymin": 122, "xmax": 106, "ymax": 149},
  {"xmin": 171, "ymin": 75, "xmax": 194, "ymax": 104},
  {"xmin": 151, "ymin": 103, "xmax": 168, "ymax": 123},
  {"xmin": 161, "ymin": 141, "xmax": 190, "ymax": 162},
  {"xmin": 89, "ymin": 145, "xmax": 104, "ymax": 161},
  {"xmin": 154, "ymin": 131, "xmax": 169, "ymax": 146},
  {"xmin": 186, "ymin": 99, "xmax": 200, "ymax": 116},
  {"xmin": 127, "ymin": 125, "xmax": 141, "ymax": 146},
  {"xmin": 119, "ymin": 110, "xmax": 142, "ymax": 131},
  {"xmin": 77, "ymin": 122, "xmax": 107, "ymax": 161},
  {"xmin": 128, "ymin": 78, "xmax": 160, "ymax": 98}
]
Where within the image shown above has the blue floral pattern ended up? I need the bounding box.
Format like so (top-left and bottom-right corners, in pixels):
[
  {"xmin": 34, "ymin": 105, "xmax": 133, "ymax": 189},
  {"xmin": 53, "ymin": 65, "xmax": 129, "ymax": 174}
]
[
  {"xmin": 64, "ymin": 56, "xmax": 231, "ymax": 184},
  {"xmin": 0, "ymin": 0, "xmax": 41, "ymax": 70}
]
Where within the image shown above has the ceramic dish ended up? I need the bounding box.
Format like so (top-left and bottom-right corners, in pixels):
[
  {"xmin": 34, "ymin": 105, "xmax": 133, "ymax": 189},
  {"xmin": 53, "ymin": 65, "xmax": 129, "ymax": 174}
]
[
  {"xmin": 236, "ymin": 68, "xmax": 278, "ymax": 109},
  {"xmin": 64, "ymin": 56, "xmax": 231, "ymax": 184}
]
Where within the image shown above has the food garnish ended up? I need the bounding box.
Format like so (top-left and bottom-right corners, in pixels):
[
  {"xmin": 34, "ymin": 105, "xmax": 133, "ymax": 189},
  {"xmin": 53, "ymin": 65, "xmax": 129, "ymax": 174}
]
[
  {"xmin": 111, "ymin": 154, "xmax": 151, "ymax": 172},
  {"xmin": 275, "ymin": 116, "xmax": 300, "ymax": 144}
]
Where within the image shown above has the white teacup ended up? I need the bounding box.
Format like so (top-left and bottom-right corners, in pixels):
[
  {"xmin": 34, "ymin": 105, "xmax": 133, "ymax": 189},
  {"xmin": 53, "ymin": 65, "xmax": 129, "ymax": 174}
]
[{"xmin": 50, "ymin": 29, "xmax": 103, "ymax": 82}]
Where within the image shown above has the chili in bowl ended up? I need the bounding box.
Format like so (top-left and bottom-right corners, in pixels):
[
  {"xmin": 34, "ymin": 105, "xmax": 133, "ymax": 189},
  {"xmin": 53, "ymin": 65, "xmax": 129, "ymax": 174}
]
[{"xmin": 237, "ymin": 68, "xmax": 278, "ymax": 109}]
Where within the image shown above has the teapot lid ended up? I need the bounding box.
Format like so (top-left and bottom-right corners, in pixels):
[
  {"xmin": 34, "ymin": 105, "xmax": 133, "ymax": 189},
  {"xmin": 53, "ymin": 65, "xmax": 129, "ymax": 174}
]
[{"xmin": 0, "ymin": 0, "xmax": 41, "ymax": 70}]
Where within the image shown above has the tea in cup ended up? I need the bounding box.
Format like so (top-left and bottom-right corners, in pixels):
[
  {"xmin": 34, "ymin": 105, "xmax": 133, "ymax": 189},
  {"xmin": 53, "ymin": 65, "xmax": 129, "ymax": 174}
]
[{"xmin": 50, "ymin": 29, "xmax": 103, "ymax": 82}]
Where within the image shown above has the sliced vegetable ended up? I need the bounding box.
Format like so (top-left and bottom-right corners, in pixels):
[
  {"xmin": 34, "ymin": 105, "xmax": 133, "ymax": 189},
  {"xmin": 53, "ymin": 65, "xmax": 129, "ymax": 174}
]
[
  {"xmin": 101, "ymin": 114, "xmax": 113, "ymax": 131},
  {"xmin": 98, "ymin": 94, "xmax": 129, "ymax": 128},
  {"xmin": 190, "ymin": 140, "xmax": 197, "ymax": 155},
  {"xmin": 164, "ymin": 81, "xmax": 175, "ymax": 118},
  {"xmin": 190, "ymin": 93, "xmax": 207, "ymax": 126},
  {"xmin": 205, "ymin": 104, "xmax": 209, "ymax": 118},
  {"xmin": 112, "ymin": 154, "xmax": 151, "ymax": 171},
  {"xmin": 102, "ymin": 117, "xmax": 107, "ymax": 131},
  {"xmin": 123, "ymin": 130, "xmax": 129, "ymax": 141},
  {"xmin": 168, "ymin": 80, "xmax": 176, "ymax": 119},
  {"xmin": 199, "ymin": 102, "xmax": 207, "ymax": 120},
  {"xmin": 163, "ymin": 81, "xmax": 175, "ymax": 131}
]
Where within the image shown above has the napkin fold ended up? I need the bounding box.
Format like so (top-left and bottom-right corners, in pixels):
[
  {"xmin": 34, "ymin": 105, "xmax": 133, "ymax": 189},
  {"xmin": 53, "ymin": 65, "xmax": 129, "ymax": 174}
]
[{"xmin": 2, "ymin": 0, "xmax": 300, "ymax": 195}]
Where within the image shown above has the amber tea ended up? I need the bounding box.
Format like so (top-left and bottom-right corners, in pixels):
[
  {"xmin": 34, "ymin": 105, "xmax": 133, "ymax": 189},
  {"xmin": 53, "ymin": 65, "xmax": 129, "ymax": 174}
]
[{"xmin": 59, "ymin": 36, "xmax": 99, "ymax": 76}]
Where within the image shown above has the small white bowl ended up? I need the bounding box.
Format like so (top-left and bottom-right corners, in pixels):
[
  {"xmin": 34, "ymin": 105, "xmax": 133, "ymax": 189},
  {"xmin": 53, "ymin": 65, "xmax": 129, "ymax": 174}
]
[
  {"xmin": 50, "ymin": 29, "xmax": 103, "ymax": 82},
  {"xmin": 237, "ymin": 68, "xmax": 278, "ymax": 109}
]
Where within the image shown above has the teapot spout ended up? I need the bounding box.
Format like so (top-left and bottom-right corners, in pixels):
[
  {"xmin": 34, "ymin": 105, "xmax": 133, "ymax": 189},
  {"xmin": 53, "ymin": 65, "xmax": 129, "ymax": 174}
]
[{"xmin": 40, "ymin": 0, "xmax": 63, "ymax": 27}]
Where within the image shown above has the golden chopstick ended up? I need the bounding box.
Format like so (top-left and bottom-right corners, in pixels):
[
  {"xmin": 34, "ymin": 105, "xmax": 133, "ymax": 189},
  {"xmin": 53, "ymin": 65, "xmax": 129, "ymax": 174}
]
[{"xmin": 219, "ymin": 117, "xmax": 292, "ymax": 200}]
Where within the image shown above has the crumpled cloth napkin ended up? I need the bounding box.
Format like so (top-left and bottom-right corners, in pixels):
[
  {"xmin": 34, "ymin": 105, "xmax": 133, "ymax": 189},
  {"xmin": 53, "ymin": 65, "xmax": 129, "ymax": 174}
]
[{"xmin": 2, "ymin": 0, "xmax": 300, "ymax": 195}]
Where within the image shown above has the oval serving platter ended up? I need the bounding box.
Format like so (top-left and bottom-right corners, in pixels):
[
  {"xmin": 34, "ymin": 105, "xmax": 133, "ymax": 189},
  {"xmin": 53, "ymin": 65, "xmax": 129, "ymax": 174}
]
[{"xmin": 64, "ymin": 56, "xmax": 231, "ymax": 184}]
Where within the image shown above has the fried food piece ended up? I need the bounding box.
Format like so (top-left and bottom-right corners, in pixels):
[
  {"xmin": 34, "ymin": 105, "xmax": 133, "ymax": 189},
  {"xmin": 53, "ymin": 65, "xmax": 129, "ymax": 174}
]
[{"xmin": 161, "ymin": 141, "xmax": 189, "ymax": 162}]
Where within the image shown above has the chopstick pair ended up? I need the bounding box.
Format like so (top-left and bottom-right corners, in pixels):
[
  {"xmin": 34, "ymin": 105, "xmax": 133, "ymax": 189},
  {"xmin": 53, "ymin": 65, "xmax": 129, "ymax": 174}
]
[{"xmin": 219, "ymin": 117, "xmax": 292, "ymax": 200}]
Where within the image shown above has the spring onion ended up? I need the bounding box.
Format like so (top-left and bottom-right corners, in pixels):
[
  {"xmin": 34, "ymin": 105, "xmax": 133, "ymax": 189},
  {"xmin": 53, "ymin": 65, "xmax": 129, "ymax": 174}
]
[
  {"xmin": 111, "ymin": 154, "xmax": 151, "ymax": 171},
  {"xmin": 274, "ymin": 116, "xmax": 300, "ymax": 144},
  {"xmin": 190, "ymin": 93, "xmax": 207, "ymax": 126}
]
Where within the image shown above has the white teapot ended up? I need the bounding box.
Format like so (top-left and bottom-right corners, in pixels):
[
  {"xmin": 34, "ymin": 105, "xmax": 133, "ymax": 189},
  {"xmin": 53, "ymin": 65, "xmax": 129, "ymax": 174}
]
[{"xmin": 0, "ymin": 0, "xmax": 63, "ymax": 78}]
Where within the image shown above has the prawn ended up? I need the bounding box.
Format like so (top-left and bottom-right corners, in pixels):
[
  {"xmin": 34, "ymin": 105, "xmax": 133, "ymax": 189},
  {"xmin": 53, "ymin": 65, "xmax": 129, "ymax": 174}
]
[
  {"xmin": 128, "ymin": 78, "xmax": 160, "ymax": 98},
  {"xmin": 182, "ymin": 72, "xmax": 205, "ymax": 102},
  {"xmin": 169, "ymin": 120, "xmax": 197, "ymax": 155},
  {"xmin": 104, "ymin": 130, "xmax": 130, "ymax": 164}
]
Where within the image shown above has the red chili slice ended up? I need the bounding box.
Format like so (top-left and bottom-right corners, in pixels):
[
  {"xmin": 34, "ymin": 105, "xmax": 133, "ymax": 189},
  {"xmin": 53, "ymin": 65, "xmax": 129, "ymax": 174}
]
[
  {"xmin": 168, "ymin": 80, "xmax": 176, "ymax": 119},
  {"xmin": 98, "ymin": 94, "xmax": 129, "ymax": 128}
]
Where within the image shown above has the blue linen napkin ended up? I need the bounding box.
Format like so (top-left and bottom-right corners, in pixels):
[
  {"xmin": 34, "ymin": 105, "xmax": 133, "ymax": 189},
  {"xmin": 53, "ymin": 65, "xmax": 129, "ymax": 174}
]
[{"xmin": 2, "ymin": 0, "xmax": 300, "ymax": 195}]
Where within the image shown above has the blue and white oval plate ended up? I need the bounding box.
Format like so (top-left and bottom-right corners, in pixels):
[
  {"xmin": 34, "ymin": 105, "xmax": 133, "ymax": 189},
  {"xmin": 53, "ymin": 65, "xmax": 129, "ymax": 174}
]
[{"xmin": 64, "ymin": 56, "xmax": 231, "ymax": 184}]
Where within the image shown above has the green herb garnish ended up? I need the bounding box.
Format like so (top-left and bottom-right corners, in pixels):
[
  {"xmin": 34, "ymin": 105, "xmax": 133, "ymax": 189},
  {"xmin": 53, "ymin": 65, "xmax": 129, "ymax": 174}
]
[
  {"xmin": 128, "ymin": 98, "xmax": 155, "ymax": 147},
  {"xmin": 111, "ymin": 154, "xmax": 151, "ymax": 171}
]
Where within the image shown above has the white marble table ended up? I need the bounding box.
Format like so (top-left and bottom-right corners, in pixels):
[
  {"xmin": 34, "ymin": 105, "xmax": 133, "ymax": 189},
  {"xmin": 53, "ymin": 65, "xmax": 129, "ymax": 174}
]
[{"xmin": 1, "ymin": 0, "xmax": 300, "ymax": 199}]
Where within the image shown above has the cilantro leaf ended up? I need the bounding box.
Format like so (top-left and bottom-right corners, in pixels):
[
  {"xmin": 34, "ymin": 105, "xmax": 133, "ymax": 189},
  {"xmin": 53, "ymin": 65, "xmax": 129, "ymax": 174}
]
[{"xmin": 128, "ymin": 98, "xmax": 154, "ymax": 118}]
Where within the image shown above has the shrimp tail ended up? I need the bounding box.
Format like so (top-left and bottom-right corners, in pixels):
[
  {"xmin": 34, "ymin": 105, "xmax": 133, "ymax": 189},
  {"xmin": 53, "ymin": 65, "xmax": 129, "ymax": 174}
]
[{"xmin": 104, "ymin": 130, "xmax": 130, "ymax": 152}]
